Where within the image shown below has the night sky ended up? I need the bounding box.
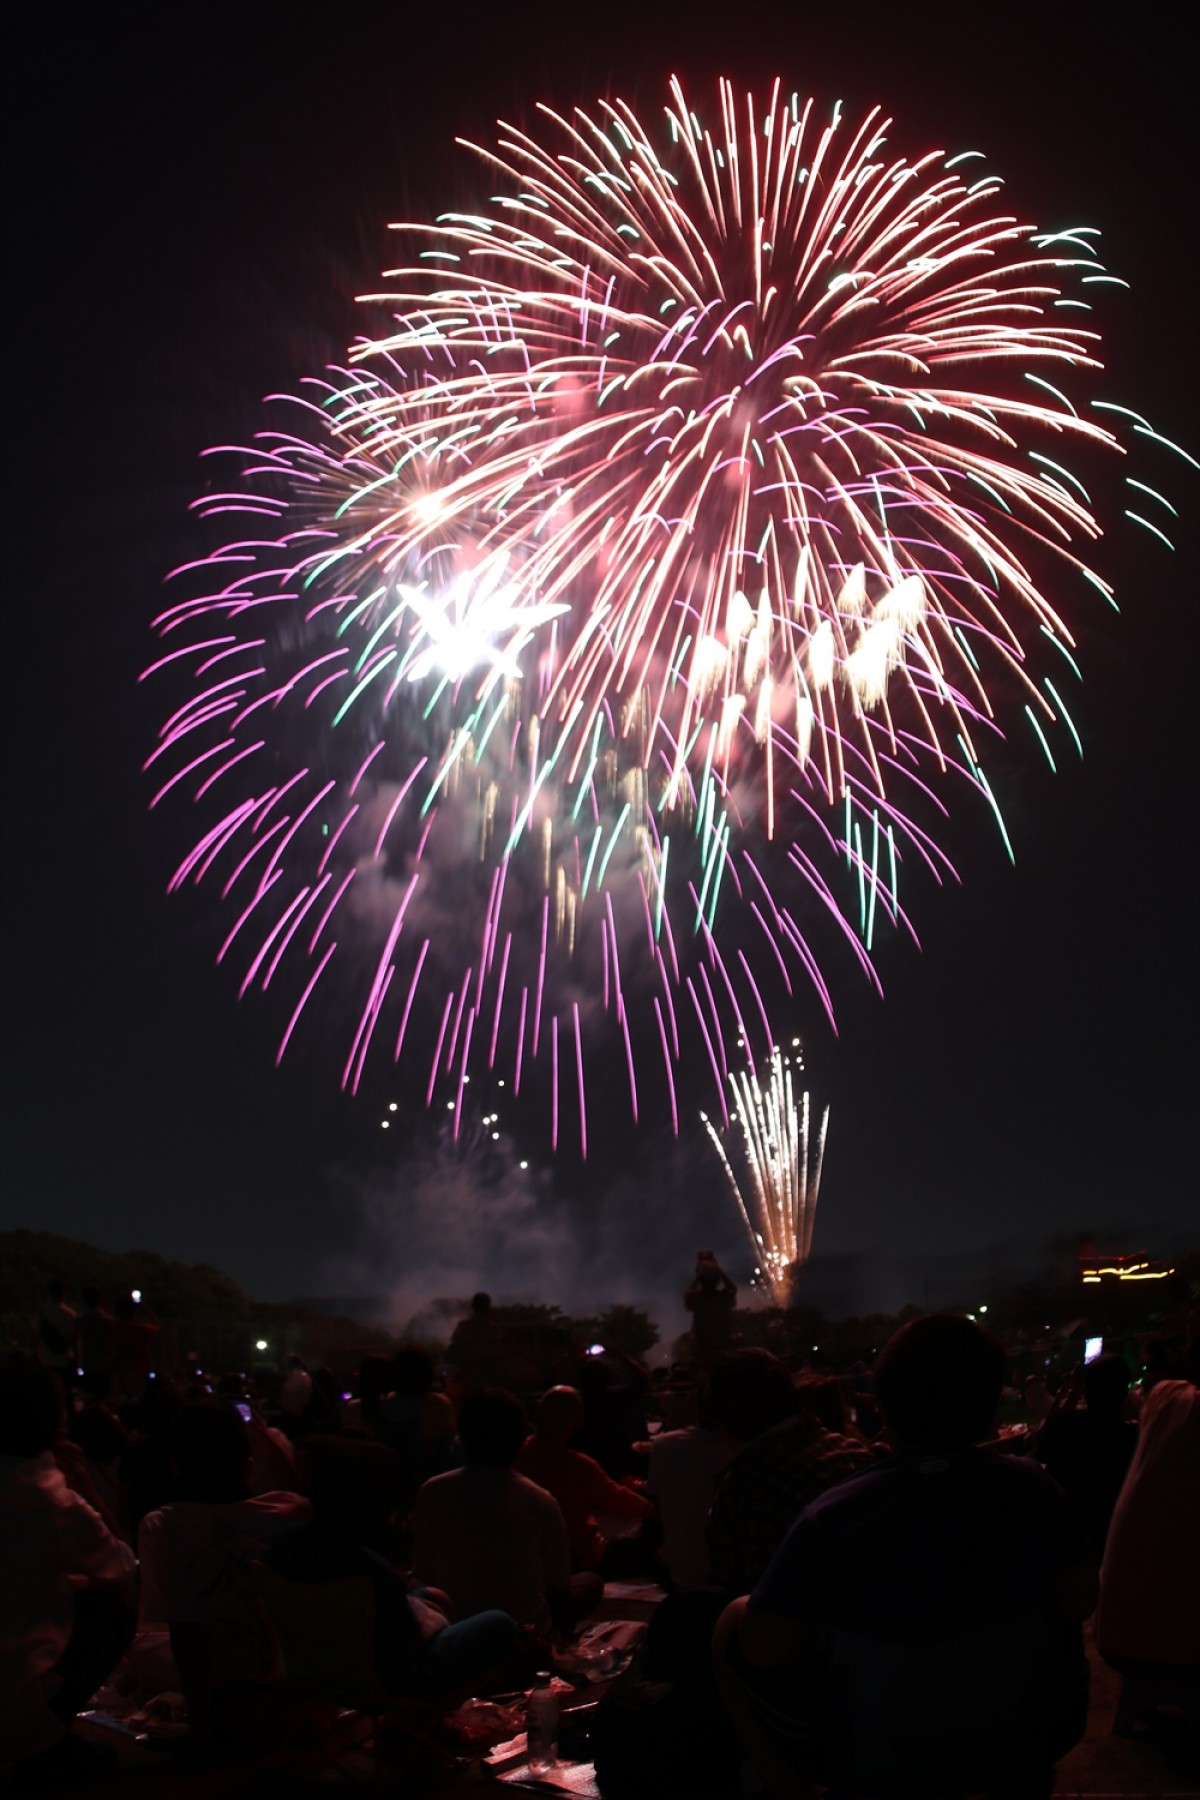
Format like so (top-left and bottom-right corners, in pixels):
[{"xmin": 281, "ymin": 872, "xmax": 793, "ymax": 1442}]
[{"xmin": 6, "ymin": 3, "xmax": 1196, "ymax": 1327}]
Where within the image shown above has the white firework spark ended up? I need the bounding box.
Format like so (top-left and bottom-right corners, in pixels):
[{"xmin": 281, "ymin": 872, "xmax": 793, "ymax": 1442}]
[{"xmin": 703, "ymin": 1042, "xmax": 829, "ymax": 1303}]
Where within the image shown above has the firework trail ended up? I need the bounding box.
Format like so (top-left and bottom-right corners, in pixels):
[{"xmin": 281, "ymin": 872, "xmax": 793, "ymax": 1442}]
[
  {"xmin": 702, "ymin": 1044, "xmax": 828, "ymax": 1303},
  {"xmin": 146, "ymin": 78, "xmax": 1191, "ymax": 1150}
]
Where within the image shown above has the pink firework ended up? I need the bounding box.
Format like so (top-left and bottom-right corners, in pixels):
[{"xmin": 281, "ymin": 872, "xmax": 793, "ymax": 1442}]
[{"xmin": 146, "ymin": 78, "xmax": 1185, "ymax": 1151}]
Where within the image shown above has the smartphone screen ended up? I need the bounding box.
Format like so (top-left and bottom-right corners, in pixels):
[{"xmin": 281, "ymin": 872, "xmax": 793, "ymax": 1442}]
[
  {"xmin": 1083, "ymin": 1336, "xmax": 1103, "ymax": 1363},
  {"xmin": 236, "ymin": 1402, "xmax": 253, "ymax": 1421}
]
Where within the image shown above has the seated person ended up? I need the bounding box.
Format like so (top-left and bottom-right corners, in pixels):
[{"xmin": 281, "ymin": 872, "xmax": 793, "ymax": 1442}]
[
  {"xmin": 76, "ymin": 1288, "xmax": 116, "ymax": 1402},
  {"xmin": 571, "ymin": 1347, "xmax": 652, "ymax": 1479},
  {"xmin": 0, "ymin": 1361, "xmax": 138, "ymax": 1784},
  {"xmin": 592, "ymin": 1587, "xmax": 743, "ymax": 1798},
  {"xmin": 341, "ymin": 1352, "xmax": 393, "ymax": 1436},
  {"xmin": 137, "ymin": 1398, "xmax": 311, "ymax": 1741},
  {"xmin": 213, "ymin": 1375, "xmax": 299, "ymax": 1497},
  {"xmin": 109, "ymin": 1294, "xmax": 158, "ymax": 1401},
  {"xmin": 707, "ymin": 1349, "xmax": 872, "ymax": 1595},
  {"xmin": 118, "ymin": 1379, "xmax": 182, "ymax": 1535},
  {"xmin": 412, "ymin": 1387, "xmax": 600, "ymax": 1637},
  {"xmin": 792, "ymin": 1373, "xmax": 859, "ymax": 1439},
  {"xmin": 715, "ymin": 1315, "xmax": 1097, "ymax": 1800},
  {"xmin": 67, "ymin": 1403, "xmax": 131, "ymax": 1541},
  {"xmin": 276, "ymin": 1355, "xmax": 313, "ymax": 1435},
  {"xmin": 516, "ymin": 1386, "xmax": 652, "ymax": 1571},
  {"xmin": 660, "ymin": 1365, "xmax": 700, "ymax": 1433},
  {"xmin": 1095, "ymin": 1376, "xmax": 1199, "ymax": 1702},
  {"xmin": 646, "ymin": 1385, "xmax": 733, "ymax": 1590},
  {"xmin": 379, "ymin": 1344, "xmax": 462, "ymax": 1502},
  {"xmin": 33, "ymin": 1280, "xmax": 77, "ymax": 1375},
  {"xmin": 265, "ymin": 1436, "xmax": 514, "ymax": 1701}
]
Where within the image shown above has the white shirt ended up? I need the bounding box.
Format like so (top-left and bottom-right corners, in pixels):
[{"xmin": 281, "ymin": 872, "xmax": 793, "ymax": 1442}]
[
  {"xmin": 0, "ymin": 1452, "xmax": 137, "ymax": 1758},
  {"xmin": 647, "ymin": 1426, "xmax": 733, "ymax": 1589},
  {"xmin": 412, "ymin": 1467, "xmax": 570, "ymax": 1631},
  {"xmin": 138, "ymin": 1490, "xmax": 311, "ymax": 1691},
  {"xmin": 138, "ymin": 1491, "xmax": 311, "ymax": 1626}
]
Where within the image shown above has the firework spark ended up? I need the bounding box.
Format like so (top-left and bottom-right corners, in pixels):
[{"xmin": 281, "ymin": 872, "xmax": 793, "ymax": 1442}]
[
  {"xmin": 703, "ymin": 1043, "xmax": 828, "ymax": 1304},
  {"xmin": 146, "ymin": 78, "xmax": 1187, "ymax": 1148}
]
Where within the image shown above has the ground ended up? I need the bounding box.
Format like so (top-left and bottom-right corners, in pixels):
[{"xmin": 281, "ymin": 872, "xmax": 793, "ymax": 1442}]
[{"xmin": 38, "ymin": 1631, "xmax": 1197, "ymax": 1799}]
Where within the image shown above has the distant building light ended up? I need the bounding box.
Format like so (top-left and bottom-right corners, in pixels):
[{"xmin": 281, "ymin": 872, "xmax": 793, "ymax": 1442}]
[{"xmin": 1080, "ymin": 1258, "xmax": 1174, "ymax": 1284}]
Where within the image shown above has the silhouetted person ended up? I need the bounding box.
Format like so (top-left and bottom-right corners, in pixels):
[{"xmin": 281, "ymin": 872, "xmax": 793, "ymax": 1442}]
[
  {"xmin": 516, "ymin": 1385, "xmax": 652, "ymax": 1570},
  {"xmin": 342, "ymin": 1351, "xmax": 393, "ymax": 1435},
  {"xmin": 592, "ymin": 1587, "xmax": 743, "ymax": 1797},
  {"xmin": 447, "ymin": 1293, "xmax": 505, "ymax": 1395},
  {"xmin": 647, "ymin": 1371, "xmax": 733, "ymax": 1590},
  {"xmin": 381, "ymin": 1343, "xmax": 460, "ymax": 1491},
  {"xmin": 279, "ymin": 1353, "xmax": 312, "ymax": 1423},
  {"xmin": 1038, "ymin": 1354, "xmax": 1137, "ymax": 1556},
  {"xmin": 137, "ymin": 1400, "xmax": 309, "ymax": 1743},
  {"xmin": 412, "ymin": 1387, "xmax": 600, "ymax": 1637},
  {"xmin": 76, "ymin": 1288, "xmax": 115, "ymax": 1401},
  {"xmin": 684, "ymin": 1253, "xmax": 737, "ymax": 1357},
  {"xmin": 118, "ymin": 1380, "xmax": 182, "ymax": 1535},
  {"xmin": 571, "ymin": 1345, "xmax": 651, "ymax": 1478},
  {"xmin": 266, "ymin": 1435, "xmax": 514, "ymax": 1703},
  {"xmin": 707, "ymin": 1349, "xmax": 872, "ymax": 1594},
  {"xmin": 110, "ymin": 1294, "xmax": 157, "ymax": 1399},
  {"xmin": 0, "ymin": 1362, "xmax": 137, "ymax": 1782},
  {"xmin": 1095, "ymin": 1377, "xmax": 1199, "ymax": 1729},
  {"xmin": 715, "ymin": 1315, "xmax": 1096, "ymax": 1800},
  {"xmin": 33, "ymin": 1279, "xmax": 77, "ymax": 1375},
  {"xmin": 68, "ymin": 1402, "xmax": 130, "ymax": 1537}
]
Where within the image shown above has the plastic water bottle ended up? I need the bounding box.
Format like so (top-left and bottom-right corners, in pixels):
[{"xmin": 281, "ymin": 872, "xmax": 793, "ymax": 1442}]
[{"xmin": 526, "ymin": 1671, "xmax": 559, "ymax": 1771}]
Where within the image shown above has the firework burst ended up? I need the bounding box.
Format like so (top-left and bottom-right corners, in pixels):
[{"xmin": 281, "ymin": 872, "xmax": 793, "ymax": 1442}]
[
  {"xmin": 146, "ymin": 77, "xmax": 1188, "ymax": 1150},
  {"xmin": 362, "ymin": 76, "xmax": 1119, "ymax": 806},
  {"xmin": 702, "ymin": 1043, "xmax": 828, "ymax": 1304}
]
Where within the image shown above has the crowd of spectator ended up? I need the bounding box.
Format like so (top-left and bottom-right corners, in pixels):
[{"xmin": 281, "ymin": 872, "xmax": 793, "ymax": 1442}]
[{"xmin": 1, "ymin": 1272, "xmax": 1196, "ymax": 1794}]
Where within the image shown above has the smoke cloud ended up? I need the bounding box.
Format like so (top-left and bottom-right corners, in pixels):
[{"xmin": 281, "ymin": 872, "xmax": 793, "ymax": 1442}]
[{"xmin": 323, "ymin": 1122, "xmax": 752, "ymax": 1350}]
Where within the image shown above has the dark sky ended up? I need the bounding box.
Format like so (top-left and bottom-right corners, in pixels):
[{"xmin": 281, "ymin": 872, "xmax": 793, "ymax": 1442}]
[{"xmin": 6, "ymin": 3, "xmax": 1196, "ymax": 1322}]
